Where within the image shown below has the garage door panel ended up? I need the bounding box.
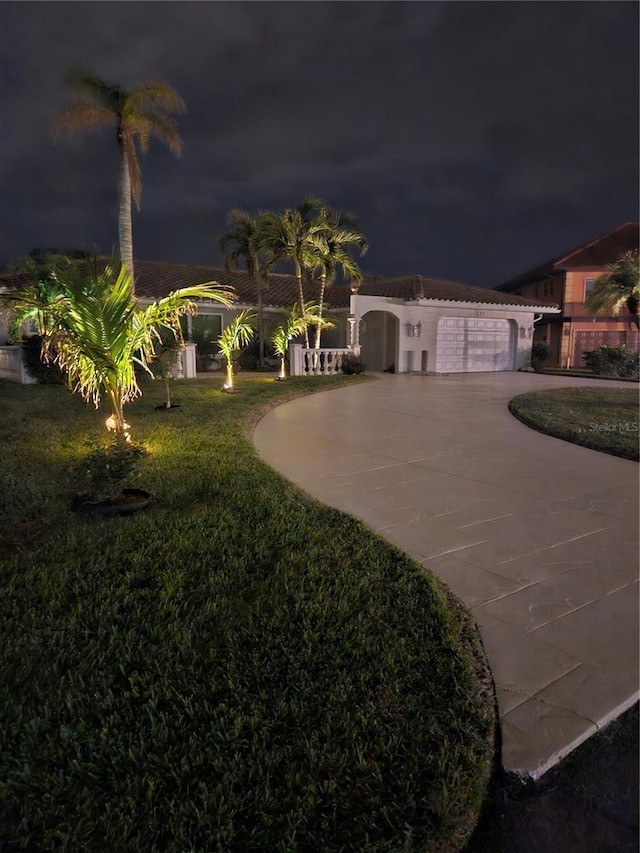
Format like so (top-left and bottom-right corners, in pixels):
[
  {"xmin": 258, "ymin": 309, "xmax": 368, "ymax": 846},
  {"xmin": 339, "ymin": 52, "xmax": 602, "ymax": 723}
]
[{"xmin": 436, "ymin": 318, "xmax": 513, "ymax": 373}]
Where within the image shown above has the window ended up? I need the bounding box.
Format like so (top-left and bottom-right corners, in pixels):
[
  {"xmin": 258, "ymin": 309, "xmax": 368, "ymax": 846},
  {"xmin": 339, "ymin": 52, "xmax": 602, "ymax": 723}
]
[
  {"xmin": 584, "ymin": 277, "xmax": 597, "ymax": 299},
  {"xmin": 190, "ymin": 314, "xmax": 223, "ymax": 355}
]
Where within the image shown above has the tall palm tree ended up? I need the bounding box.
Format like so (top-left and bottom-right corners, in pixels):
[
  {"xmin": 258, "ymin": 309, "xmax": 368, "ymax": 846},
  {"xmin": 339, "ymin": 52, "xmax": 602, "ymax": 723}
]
[
  {"xmin": 0, "ymin": 256, "xmax": 234, "ymax": 438},
  {"xmin": 310, "ymin": 206, "xmax": 368, "ymax": 349},
  {"xmin": 218, "ymin": 210, "xmax": 269, "ymax": 367},
  {"xmin": 586, "ymin": 250, "xmax": 640, "ymax": 329},
  {"xmin": 54, "ymin": 69, "xmax": 186, "ymax": 283},
  {"xmin": 217, "ymin": 310, "xmax": 256, "ymax": 391},
  {"xmin": 260, "ymin": 196, "xmax": 326, "ymax": 348}
]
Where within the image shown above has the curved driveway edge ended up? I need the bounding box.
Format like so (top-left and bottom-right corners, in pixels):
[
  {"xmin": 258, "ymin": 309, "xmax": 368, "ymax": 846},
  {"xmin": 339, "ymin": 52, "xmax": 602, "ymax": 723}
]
[{"xmin": 253, "ymin": 372, "xmax": 639, "ymax": 778}]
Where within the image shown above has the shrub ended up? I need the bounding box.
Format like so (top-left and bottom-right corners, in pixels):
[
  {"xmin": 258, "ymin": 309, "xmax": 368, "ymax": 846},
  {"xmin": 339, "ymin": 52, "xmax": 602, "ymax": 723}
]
[
  {"xmin": 583, "ymin": 344, "xmax": 639, "ymax": 378},
  {"xmin": 531, "ymin": 340, "xmax": 551, "ymax": 372},
  {"xmin": 341, "ymin": 353, "xmax": 366, "ymax": 374},
  {"xmin": 20, "ymin": 335, "xmax": 65, "ymax": 384},
  {"xmin": 80, "ymin": 440, "xmax": 147, "ymax": 500}
]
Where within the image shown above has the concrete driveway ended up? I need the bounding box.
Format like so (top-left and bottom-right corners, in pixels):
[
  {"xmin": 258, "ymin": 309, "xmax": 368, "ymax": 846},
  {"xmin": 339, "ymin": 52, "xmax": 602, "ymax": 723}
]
[{"xmin": 253, "ymin": 372, "xmax": 639, "ymax": 778}]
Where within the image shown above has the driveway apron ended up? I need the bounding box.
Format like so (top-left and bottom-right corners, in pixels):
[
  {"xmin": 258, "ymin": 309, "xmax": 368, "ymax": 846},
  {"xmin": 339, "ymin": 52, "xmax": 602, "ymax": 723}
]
[{"xmin": 253, "ymin": 372, "xmax": 639, "ymax": 778}]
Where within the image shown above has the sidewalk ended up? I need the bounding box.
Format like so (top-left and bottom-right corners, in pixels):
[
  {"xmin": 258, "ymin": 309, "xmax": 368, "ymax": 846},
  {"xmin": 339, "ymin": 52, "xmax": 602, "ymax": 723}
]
[{"xmin": 253, "ymin": 372, "xmax": 639, "ymax": 778}]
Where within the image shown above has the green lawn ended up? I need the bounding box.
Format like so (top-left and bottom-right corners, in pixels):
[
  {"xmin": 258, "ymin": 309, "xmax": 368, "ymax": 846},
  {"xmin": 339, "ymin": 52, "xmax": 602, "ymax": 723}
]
[
  {"xmin": 509, "ymin": 387, "xmax": 639, "ymax": 461},
  {"xmin": 0, "ymin": 374, "xmax": 495, "ymax": 852}
]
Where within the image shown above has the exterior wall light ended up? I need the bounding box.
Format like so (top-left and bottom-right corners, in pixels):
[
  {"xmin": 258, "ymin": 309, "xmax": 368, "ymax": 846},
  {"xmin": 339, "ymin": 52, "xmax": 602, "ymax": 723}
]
[{"xmin": 406, "ymin": 322, "xmax": 422, "ymax": 338}]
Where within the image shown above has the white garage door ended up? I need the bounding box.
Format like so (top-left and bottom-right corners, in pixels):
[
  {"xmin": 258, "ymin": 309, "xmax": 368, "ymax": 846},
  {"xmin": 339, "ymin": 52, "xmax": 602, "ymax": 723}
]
[{"xmin": 436, "ymin": 318, "xmax": 513, "ymax": 373}]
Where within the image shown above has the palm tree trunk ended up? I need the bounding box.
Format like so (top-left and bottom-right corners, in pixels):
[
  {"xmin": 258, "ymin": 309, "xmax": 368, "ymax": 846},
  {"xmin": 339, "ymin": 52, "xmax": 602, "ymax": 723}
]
[
  {"xmin": 118, "ymin": 137, "xmax": 135, "ymax": 283},
  {"xmin": 225, "ymin": 360, "xmax": 234, "ymax": 390},
  {"xmin": 256, "ymin": 280, "xmax": 265, "ymax": 367},
  {"xmin": 295, "ymin": 259, "xmax": 309, "ymax": 348},
  {"xmin": 106, "ymin": 386, "xmax": 127, "ymax": 439},
  {"xmin": 314, "ymin": 274, "xmax": 327, "ymax": 349}
]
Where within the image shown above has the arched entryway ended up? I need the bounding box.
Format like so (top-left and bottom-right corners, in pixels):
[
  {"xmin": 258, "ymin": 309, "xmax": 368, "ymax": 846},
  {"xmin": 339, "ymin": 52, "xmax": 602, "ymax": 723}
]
[{"xmin": 360, "ymin": 311, "xmax": 399, "ymax": 372}]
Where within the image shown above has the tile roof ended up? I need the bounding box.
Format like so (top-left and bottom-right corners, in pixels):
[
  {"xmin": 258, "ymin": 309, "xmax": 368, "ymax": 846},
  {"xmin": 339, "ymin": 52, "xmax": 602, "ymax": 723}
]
[
  {"xmin": 496, "ymin": 222, "xmax": 640, "ymax": 293},
  {"xmin": 131, "ymin": 259, "xmax": 323, "ymax": 307},
  {"xmin": 133, "ymin": 264, "xmax": 555, "ymax": 309},
  {"xmin": 354, "ymin": 275, "xmax": 557, "ymax": 309},
  {"xmin": 0, "ymin": 259, "xmax": 556, "ymax": 311}
]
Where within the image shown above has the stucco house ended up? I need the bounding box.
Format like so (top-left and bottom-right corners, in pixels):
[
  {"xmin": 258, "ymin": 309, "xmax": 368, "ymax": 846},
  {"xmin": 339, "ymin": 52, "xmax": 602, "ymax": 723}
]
[
  {"xmin": 345, "ymin": 275, "xmax": 558, "ymax": 375},
  {"xmin": 0, "ymin": 259, "xmax": 559, "ymax": 381},
  {"xmin": 495, "ymin": 222, "xmax": 639, "ymax": 368},
  {"xmin": 124, "ymin": 261, "xmax": 560, "ymax": 376}
]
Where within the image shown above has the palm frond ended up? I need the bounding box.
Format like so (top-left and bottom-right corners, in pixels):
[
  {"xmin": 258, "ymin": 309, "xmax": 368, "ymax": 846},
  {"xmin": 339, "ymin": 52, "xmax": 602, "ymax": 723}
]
[
  {"xmin": 133, "ymin": 112, "xmax": 182, "ymax": 157},
  {"xmin": 127, "ymin": 80, "xmax": 187, "ymax": 116},
  {"xmin": 218, "ymin": 310, "xmax": 257, "ymax": 362},
  {"xmin": 585, "ymin": 250, "xmax": 640, "ymax": 317},
  {"xmin": 53, "ymin": 103, "xmax": 116, "ymax": 139}
]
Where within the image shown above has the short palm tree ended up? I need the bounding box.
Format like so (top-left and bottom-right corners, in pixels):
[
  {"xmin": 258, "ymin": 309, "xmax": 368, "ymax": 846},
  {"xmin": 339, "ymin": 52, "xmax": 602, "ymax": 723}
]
[
  {"xmin": 217, "ymin": 310, "xmax": 257, "ymax": 391},
  {"xmin": 218, "ymin": 210, "xmax": 269, "ymax": 367},
  {"xmin": 271, "ymin": 303, "xmax": 309, "ymax": 380},
  {"xmin": 1, "ymin": 255, "xmax": 66, "ymax": 342},
  {"xmin": 260, "ymin": 196, "xmax": 326, "ymax": 348},
  {"xmin": 586, "ymin": 250, "xmax": 640, "ymax": 329},
  {"xmin": 270, "ymin": 301, "xmax": 334, "ymax": 379},
  {"xmin": 310, "ymin": 206, "xmax": 368, "ymax": 349},
  {"xmin": 54, "ymin": 69, "xmax": 186, "ymax": 282},
  {"xmin": 0, "ymin": 256, "xmax": 235, "ymax": 438}
]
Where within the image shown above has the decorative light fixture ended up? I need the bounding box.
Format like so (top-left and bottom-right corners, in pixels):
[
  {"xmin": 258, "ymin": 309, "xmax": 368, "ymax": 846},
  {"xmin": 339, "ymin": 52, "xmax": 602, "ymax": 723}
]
[
  {"xmin": 105, "ymin": 414, "xmax": 132, "ymax": 442},
  {"xmin": 406, "ymin": 322, "xmax": 422, "ymax": 338}
]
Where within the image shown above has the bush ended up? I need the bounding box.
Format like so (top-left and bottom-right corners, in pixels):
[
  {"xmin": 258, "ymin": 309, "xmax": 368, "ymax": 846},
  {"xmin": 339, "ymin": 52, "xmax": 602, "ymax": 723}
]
[
  {"xmin": 341, "ymin": 353, "xmax": 366, "ymax": 374},
  {"xmin": 531, "ymin": 340, "xmax": 551, "ymax": 372},
  {"xmin": 21, "ymin": 335, "xmax": 65, "ymax": 384},
  {"xmin": 80, "ymin": 440, "xmax": 147, "ymax": 500},
  {"xmin": 583, "ymin": 345, "xmax": 639, "ymax": 378}
]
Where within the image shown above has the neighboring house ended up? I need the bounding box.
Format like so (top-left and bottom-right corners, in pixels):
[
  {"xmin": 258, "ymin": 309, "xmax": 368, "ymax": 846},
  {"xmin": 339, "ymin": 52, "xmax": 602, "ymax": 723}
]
[
  {"xmin": 0, "ymin": 259, "xmax": 558, "ymax": 381},
  {"xmin": 495, "ymin": 222, "xmax": 640, "ymax": 368}
]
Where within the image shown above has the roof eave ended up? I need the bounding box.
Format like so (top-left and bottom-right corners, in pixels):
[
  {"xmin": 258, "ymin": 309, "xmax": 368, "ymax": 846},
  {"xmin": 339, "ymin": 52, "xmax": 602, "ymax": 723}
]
[{"xmin": 405, "ymin": 297, "xmax": 560, "ymax": 313}]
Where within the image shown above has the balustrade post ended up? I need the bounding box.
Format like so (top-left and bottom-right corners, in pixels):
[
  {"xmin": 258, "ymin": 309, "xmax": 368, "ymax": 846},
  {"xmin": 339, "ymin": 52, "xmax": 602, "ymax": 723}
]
[{"xmin": 289, "ymin": 343, "xmax": 303, "ymax": 376}]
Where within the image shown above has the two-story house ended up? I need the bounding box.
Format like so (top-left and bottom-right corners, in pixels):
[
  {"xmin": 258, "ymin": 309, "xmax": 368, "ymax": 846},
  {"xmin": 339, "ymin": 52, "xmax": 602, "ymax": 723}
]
[{"xmin": 495, "ymin": 222, "xmax": 639, "ymax": 368}]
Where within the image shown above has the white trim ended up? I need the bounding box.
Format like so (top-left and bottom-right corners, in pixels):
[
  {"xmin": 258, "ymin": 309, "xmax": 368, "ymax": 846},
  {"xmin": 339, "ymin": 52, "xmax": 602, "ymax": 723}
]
[{"xmin": 405, "ymin": 298, "xmax": 560, "ymax": 314}]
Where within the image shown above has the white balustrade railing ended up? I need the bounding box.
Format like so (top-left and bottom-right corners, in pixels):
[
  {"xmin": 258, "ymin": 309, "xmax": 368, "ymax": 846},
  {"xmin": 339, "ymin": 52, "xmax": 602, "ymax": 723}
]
[{"xmin": 289, "ymin": 344, "xmax": 352, "ymax": 376}]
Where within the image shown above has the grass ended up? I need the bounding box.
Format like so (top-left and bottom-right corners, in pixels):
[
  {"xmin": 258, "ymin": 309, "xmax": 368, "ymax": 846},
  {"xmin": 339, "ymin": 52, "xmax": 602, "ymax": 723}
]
[
  {"xmin": 509, "ymin": 387, "xmax": 639, "ymax": 461},
  {"xmin": 0, "ymin": 374, "xmax": 495, "ymax": 852}
]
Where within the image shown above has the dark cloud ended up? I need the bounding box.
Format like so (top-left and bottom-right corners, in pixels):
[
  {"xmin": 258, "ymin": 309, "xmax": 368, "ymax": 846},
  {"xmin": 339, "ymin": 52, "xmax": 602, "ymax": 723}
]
[{"xmin": 0, "ymin": 1, "xmax": 637, "ymax": 285}]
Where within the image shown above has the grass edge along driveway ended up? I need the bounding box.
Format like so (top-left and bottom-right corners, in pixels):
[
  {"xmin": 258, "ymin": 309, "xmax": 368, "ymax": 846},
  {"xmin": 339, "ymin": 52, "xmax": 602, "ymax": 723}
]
[
  {"xmin": 0, "ymin": 375, "xmax": 495, "ymax": 852},
  {"xmin": 509, "ymin": 386, "xmax": 639, "ymax": 461}
]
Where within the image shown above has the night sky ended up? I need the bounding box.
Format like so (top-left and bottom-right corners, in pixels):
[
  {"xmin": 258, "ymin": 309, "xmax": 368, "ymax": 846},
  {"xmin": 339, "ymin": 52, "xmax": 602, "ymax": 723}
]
[{"xmin": 1, "ymin": 1, "xmax": 638, "ymax": 286}]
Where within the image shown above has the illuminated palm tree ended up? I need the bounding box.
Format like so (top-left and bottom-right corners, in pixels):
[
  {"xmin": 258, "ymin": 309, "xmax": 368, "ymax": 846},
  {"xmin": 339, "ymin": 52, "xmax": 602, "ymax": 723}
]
[
  {"xmin": 310, "ymin": 206, "xmax": 368, "ymax": 349},
  {"xmin": 219, "ymin": 210, "xmax": 269, "ymax": 366},
  {"xmin": 270, "ymin": 302, "xmax": 334, "ymax": 379},
  {"xmin": 260, "ymin": 196, "xmax": 326, "ymax": 348},
  {"xmin": 271, "ymin": 303, "xmax": 309, "ymax": 380},
  {"xmin": 217, "ymin": 310, "xmax": 257, "ymax": 391},
  {"xmin": 586, "ymin": 250, "xmax": 639, "ymax": 329},
  {"xmin": 1, "ymin": 255, "xmax": 66, "ymax": 342},
  {"xmin": 54, "ymin": 69, "xmax": 186, "ymax": 282},
  {"xmin": 0, "ymin": 256, "xmax": 234, "ymax": 438}
]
